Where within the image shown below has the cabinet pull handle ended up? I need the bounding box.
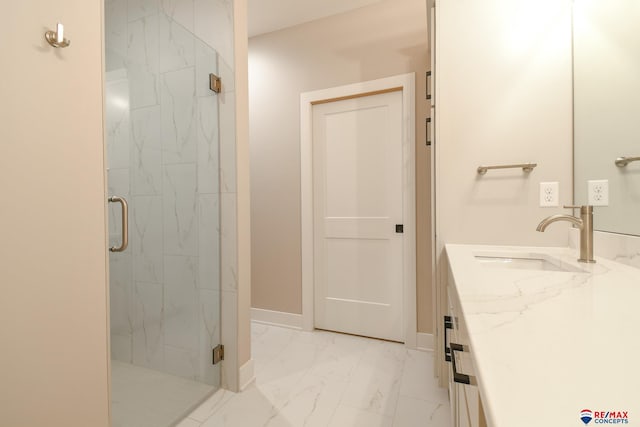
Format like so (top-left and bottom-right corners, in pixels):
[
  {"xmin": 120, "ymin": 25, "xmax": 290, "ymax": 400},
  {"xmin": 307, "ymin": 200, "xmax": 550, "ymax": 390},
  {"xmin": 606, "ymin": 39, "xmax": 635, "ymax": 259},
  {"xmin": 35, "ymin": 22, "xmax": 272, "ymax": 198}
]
[
  {"xmin": 426, "ymin": 117, "xmax": 432, "ymax": 147},
  {"xmin": 450, "ymin": 343, "xmax": 477, "ymax": 385},
  {"xmin": 426, "ymin": 71, "xmax": 432, "ymax": 100},
  {"xmin": 444, "ymin": 315, "xmax": 453, "ymax": 362}
]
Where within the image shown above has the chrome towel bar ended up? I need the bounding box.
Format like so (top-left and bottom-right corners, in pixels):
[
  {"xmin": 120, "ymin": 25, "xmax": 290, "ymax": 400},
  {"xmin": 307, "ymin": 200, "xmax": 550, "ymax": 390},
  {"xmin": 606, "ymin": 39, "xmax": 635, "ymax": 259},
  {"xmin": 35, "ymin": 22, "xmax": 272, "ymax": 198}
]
[
  {"xmin": 477, "ymin": 163, "xmax": 537, "ymax": 175},
  {"xmin": 615, "ymin": 156, "xmax": 640, "ymax": 167}
]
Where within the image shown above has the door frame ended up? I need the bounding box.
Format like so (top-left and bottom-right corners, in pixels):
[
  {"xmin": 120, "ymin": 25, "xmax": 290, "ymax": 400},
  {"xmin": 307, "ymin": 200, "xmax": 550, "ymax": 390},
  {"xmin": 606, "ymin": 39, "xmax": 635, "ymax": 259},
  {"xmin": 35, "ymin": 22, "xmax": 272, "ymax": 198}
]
[{"xmin": 300, "ymin": 73, "xmax": 416, "ymax": 348}]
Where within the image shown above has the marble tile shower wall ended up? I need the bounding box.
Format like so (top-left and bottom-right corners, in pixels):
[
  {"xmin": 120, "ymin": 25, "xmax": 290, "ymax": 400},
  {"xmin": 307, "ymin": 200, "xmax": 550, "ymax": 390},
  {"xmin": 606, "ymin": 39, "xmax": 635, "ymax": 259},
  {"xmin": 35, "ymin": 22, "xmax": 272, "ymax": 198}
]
[{"xmin": 105, "ymin": 0, "xmax": 236, "ymax": 387}]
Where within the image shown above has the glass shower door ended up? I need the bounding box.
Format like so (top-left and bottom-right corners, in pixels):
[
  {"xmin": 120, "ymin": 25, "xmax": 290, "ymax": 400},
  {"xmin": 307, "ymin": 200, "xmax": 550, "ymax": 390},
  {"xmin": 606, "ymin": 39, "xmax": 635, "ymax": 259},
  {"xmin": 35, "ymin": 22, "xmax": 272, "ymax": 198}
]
[{"xmin": 105, "ymin": 1, "xmax": 222, "ymax": 425}]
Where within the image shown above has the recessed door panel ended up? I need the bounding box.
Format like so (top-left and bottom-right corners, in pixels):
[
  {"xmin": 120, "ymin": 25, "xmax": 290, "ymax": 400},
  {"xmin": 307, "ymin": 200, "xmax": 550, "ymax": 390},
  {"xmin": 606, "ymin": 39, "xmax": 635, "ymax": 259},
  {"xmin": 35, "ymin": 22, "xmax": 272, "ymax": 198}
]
[{"xmin": 313, "ymin": 89, "xmax": 404, "ymax": 342}]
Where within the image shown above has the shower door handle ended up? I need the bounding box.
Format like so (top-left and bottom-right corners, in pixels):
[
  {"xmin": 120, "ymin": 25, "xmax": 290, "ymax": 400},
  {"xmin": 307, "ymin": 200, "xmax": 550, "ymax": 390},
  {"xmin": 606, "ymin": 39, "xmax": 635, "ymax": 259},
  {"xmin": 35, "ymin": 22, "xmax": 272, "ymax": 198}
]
[{"xmin": 108, "ymin": 196, "xmax": 129, "ymax": 252}]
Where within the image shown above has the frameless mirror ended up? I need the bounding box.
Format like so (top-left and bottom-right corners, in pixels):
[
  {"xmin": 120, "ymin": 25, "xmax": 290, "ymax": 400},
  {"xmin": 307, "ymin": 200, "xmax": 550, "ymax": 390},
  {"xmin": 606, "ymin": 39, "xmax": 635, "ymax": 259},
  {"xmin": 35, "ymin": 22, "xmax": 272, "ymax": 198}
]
[{"xmin": 573, "ymin": 0, "xmax": 640, "ymax": 236}]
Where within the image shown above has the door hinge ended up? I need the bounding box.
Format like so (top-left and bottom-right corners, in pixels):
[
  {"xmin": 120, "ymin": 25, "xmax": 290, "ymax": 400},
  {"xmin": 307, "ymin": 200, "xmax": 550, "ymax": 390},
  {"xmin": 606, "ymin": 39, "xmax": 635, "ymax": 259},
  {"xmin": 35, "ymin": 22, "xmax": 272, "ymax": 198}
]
[
  {"xmin": 209, "ymin": 73, "xmax": 222, "ymax": 93},
  {"xmin": 212, "ymin": 344, "xmax": 224, "ymax": 365}
]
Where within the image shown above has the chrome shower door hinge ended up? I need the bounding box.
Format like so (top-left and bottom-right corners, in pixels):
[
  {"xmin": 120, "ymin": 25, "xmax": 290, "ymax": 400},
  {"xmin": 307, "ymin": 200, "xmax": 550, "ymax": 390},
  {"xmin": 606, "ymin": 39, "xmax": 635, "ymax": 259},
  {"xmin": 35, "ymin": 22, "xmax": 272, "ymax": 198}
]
[
  {"xmin": 212, "ymin": 344, "xmax": 224, "ymax": 365},
  {"xmin": 209, "ymin": 73, "xmax": 222, "ymax": 93}
]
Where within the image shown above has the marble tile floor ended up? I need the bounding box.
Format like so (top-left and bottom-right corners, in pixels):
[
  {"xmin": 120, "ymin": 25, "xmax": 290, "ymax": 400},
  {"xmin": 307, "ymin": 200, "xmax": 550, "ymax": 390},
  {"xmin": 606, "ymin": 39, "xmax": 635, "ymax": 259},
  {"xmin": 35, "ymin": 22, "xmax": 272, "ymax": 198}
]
[
  {"xmin": 178, "ymin": 323, "xmax": 450, "ymax": 426},
  {"xmin": 111, "ymin": 360, "xmax": 215, "ymax": 427}
]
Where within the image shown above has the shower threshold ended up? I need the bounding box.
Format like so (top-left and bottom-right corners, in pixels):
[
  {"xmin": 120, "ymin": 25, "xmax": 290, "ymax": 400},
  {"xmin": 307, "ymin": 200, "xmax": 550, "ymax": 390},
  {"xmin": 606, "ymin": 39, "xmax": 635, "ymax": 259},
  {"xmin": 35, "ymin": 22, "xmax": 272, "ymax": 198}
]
[{"xmin": 111, "ymin": 360, "xmax": 216, "ymax": 427}]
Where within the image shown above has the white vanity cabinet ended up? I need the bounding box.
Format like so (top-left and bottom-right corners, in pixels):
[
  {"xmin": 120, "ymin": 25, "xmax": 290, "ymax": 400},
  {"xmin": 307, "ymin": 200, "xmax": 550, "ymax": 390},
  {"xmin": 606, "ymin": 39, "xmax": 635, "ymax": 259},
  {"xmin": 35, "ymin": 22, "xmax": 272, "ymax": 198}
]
[
  {"xmin": 446, "ymin": 267, "xmax": 487, "ymax": 427},
  {"xmin": 441, "ymin": 244, "xmax": 640, "ymax": 426}
]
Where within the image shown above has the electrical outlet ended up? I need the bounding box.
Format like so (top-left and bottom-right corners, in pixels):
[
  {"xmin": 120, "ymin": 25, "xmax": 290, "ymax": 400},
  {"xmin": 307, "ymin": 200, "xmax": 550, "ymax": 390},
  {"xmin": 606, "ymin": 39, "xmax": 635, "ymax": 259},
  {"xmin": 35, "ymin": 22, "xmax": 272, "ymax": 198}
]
[
  {"xmin": 588, "ymin": 180, "xmax": 609, "ymax": 206},
  {"xmin": 540, "ymin": 182, "xmax": 559, "ymax": 207}
]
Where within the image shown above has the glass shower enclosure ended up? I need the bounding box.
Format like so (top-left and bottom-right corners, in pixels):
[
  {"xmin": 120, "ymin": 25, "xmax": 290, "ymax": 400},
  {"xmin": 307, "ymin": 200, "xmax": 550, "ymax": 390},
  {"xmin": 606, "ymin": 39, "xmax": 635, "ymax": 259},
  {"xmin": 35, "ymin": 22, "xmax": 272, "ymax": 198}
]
[{"xmin": 104, "ymin": 0, "xmax": 231, "ymax": 425}]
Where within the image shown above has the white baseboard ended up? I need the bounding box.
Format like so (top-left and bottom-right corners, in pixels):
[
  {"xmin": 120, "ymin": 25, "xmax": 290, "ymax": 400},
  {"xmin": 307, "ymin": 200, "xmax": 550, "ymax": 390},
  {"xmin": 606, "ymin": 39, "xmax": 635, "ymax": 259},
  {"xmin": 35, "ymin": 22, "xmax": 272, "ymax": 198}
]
[
  {"xmin": 239, "ymin": 358, "xmax": 255, "ymax": 391},
  {"xmin": 417, "ymin": 332, "xmax": 434, "ymax": 351},
  {"xmin": 251, "ymin": 308, "xmax": 303, "ymax": 330}
]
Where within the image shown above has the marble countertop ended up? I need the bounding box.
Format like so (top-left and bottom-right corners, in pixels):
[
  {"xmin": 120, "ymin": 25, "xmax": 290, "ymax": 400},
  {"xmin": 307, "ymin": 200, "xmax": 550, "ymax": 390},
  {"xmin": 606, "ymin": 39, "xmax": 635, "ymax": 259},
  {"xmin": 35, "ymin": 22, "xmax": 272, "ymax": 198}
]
[{"xmin": 445, "ymin": 244, "xmax": 640, "ymax": 427}]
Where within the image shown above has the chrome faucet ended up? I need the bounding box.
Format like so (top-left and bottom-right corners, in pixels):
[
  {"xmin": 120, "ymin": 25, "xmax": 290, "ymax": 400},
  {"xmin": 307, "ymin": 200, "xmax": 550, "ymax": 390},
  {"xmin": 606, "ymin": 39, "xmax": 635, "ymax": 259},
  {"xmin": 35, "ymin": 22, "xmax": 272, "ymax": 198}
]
[{"xmin": 536, "ymin": 205, "xmax": 595, "ymax": 263}]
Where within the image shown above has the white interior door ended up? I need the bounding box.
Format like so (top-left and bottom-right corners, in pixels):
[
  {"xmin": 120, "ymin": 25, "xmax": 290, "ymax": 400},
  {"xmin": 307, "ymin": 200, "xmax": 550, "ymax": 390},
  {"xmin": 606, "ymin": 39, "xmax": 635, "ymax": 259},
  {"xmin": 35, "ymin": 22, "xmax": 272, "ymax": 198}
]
[{"xmin": 313, "ymin": 89, "xmax": 404, "ymax": 342}]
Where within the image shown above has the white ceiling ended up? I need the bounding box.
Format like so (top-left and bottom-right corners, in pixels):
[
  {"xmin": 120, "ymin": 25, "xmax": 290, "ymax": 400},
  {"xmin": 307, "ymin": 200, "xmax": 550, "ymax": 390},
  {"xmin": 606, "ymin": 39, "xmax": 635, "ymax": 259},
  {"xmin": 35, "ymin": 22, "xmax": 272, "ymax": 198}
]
[{"xmin": 248, "ymin": 0, "xmax": 385, "ymax": 37}]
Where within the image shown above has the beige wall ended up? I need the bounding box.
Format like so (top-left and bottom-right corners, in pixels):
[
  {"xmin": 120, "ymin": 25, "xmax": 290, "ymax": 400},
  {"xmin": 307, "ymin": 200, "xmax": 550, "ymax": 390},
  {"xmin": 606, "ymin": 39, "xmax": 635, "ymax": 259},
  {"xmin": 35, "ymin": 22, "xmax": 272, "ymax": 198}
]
[
  {"xmin": 249, "ymin": 0, "xmax": 433, "ymax": 332},
  {"xmin": 435, "ymin": 0, "xmax": 573, "ymax": 254},
  {"xmin": 234, "ymin": 0, "xmax": 253, "ymax": 376},
  {"xmin": 0, "ymin": 1, "xmax": 110, "ymax": 425},
  {"xmin": 221, "ymin": 0, "xmax": 251, "ymax": 392}
]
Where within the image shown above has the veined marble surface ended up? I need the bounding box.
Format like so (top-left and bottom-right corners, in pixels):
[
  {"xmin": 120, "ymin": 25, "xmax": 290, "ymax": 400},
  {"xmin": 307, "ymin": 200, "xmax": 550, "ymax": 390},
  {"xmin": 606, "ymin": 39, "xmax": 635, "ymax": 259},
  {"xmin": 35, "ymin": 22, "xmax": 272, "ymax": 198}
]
[
  {"xmin": 179, "ymin": 323, "xmax": 450, "ymax": 427},
  {"xmin": 570, "ymin": 228, "xmax": 640, "ymax": 270},
  {"xmin": 445, "ymin": 244, "xmax": 640, "ymax": 427}
]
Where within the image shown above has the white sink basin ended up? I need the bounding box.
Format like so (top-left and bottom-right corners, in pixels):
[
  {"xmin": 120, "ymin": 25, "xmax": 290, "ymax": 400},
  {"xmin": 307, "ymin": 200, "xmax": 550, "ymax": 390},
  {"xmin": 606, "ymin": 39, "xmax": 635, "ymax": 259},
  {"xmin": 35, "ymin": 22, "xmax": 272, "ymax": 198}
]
[{"xmin": 474, "ymin": 252, "xmax": 585, "ymax": 273}]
